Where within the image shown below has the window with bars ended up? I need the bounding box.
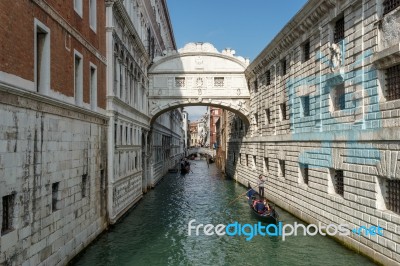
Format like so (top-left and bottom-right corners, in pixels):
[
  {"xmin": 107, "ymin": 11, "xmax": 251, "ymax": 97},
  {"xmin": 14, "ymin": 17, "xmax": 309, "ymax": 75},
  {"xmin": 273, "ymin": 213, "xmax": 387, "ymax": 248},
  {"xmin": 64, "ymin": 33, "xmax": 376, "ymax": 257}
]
[
  {"xmin": 385, "ymin": 64, "xmax": 400, "ymax": 101},
  {"xmin": 2, "ymin": 194, "xmax": 15, "ymax": 235},
  {"xmin": 387, "ymin": 179, "xmax": 400, "ymax": 214},
  {"xmin": 82, "ymin": 174, "xmax": 88, "ymax": 198},
  {"xmin": 280, "ymin": 103, "xmax": 287, "ymax": 121},
  {"xmin": 175, "ymin": 77, "xmax": 185, "ymax": 87},
  {"xmin": 333, "ymin": 169, "xmax": 344, "ymax": 196},
  {"xmin": 303, "ymin": 40, "xmax": 311, "ymax": 62},
  {"xmin": 266, "ymin": 70, "xmax": 271, "ymax": 86},
  {"xmin": 265, "ymin": 108, "xmax": 271, "ymax": 125},
  {"xmin": 332, "ymin": 83, "xmax": 345, "ymax": 111},
  {"xmin": 300, "ymin": 163, "xmax": 309, "ymax": 185},
  {"xmin": 264, "ymin": 157, "xmax": 269, "ymax": 172},
  {"xmin": 334, "ymin": 17, "xmax": 345, "ymax": 43},
  {"xmin": 52, "ymin": 182, "xmax": 60, "ymax": 212},
  {"xmin": 383, "ymin": 0, "xmax": 400, "ymax": 15},
  {"xmin": 214, "ymin": 77, "xmax": 224, "ymax": 87},
  {"xmin": 279, "ymin": 160, "xmax": 286, "ymax": 177},
  {"xmin": 301, "ymin": 95, "xmax": 310, "ymax": 117},
  {"xmin": 281, "ymin": 59, "xmax": 287, "ymax": 75}
]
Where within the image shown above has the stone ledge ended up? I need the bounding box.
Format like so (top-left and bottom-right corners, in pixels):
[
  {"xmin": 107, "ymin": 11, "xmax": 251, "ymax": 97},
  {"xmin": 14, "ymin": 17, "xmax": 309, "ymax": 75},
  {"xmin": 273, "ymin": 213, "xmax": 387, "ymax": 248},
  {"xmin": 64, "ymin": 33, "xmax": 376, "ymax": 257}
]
[{"xmin": 372, "ymin": 43, "xmax": 400, "ymax": 69}]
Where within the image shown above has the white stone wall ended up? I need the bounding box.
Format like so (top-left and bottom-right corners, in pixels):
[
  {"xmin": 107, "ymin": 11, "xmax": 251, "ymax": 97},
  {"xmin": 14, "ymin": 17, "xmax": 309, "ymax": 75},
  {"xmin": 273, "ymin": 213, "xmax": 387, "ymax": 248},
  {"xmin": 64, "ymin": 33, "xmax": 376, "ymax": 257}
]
[
  {"xmin": 0, "ymin": 89, "xmax": 108, "ymax": 265},
  {"xmin": 227, "ymin": 1, "xmax": 400, "ymax": 265}
]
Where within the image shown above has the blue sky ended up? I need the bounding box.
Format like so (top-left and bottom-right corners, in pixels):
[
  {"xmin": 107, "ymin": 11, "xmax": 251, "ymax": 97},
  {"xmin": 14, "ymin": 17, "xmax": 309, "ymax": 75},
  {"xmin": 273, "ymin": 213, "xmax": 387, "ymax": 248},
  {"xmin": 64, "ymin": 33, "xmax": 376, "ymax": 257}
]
[{"xmin": 167, "ymin": 0, "xmax": 308, "ymax": 120}]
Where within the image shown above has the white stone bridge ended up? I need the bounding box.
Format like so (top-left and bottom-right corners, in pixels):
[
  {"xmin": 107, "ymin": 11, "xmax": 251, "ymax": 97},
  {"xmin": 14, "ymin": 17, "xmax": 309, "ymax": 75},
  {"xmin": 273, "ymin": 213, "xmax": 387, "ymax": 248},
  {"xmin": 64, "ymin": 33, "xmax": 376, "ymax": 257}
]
[
  {"xmin": 148, "ymin": 42, "xmax": 251, "ymax": 126},
  {"xmin": 187, "ymin": 147, "xmax": 216, "ymax": 157}
]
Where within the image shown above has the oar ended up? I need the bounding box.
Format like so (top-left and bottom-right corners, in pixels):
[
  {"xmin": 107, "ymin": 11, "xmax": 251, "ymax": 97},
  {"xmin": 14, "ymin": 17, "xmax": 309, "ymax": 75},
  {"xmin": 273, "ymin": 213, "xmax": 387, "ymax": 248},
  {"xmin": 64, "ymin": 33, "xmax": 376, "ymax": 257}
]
[{"xmin": 223, "ymin": 178, "xmax": 269, "ymax": 209}]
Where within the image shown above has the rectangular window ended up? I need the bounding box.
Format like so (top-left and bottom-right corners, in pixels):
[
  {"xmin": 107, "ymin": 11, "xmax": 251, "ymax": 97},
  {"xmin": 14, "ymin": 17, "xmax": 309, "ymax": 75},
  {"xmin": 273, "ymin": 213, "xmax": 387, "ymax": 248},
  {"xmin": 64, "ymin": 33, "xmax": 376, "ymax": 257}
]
[
  {"xmin": 332, "ymin": 83, "xmax": 345, "ymax": 111},
  {"xmin": 385, "ymin": 64, "xmax": 400, "ymax": 101},
  {"xmin": 333, "ymin": 169, "xmax": 344, "ymax": 196},
  {"xmin": 383, "ymin": 0, "xmax": 400, "ymax": 15},
  {"xmin": 300, "ymin": 163, "xmax": 309, "ymax": 185},
  {"xmin": 120, "ymin": 125, "xmax": 123, "ymax": 145},
  {"xmin": 126, "ymin": 126, "xmax": 128, "ymax": 144},
  {"xmin": 301, "ymin": 95, "xmax": 310, "ymax": 117},
  {"xmin": 253, "ymin": 155, "xmax": 257, "ymax": 169},
  {"xmin": 52, "ymin": 182, "xmax": 60, "ymax": 212},
  {"xmin": 281, "ymin": 59, "xmax": 287, "ymax": 75},
  {"xmin": 130, "ymin": 128, "xmax": 133, "ymax": 145},
  {"xmin": 254, "ymin": 78, "xmax": 258, "ymax": 93},
  {"xmin": 2, "ymin": 194, "xmax": 15, "ymax": 235},
  {"xmin": 89, "ymin": 0, "xmax": 97, "ymax": 31},
  {"xmin": 74, "ymin": 0, "xmax": 83, "ymax": 17},
  {"xmin": 264, "ymin": 157, "xmax": 269, "ymax": 172},
  {"xmin": 266, "ymin": 70, "xmax": 271, "ymax": 86},
  {"xmin": 265, "ymin": 108, "xmax": 270, "ymax": 125},
  {"xmin": 334, "ymin": 17, "xmax": 345, "ymax": 43},
  {"xmin": 90, "ymin": 65, "xmax": 97, "ymax": 110},
  {"xmin": 303, "ymin": 40, "xmax": 311, "ymax": 62},
  {"xmin": 74, "ymin": 51, "xmax": 83, "ymax": 106},
  {"xmin": 280, "ymin": 103, "xmax": 287, "ymax": 121},
  {"xmin": 135, "ymin": 156, "xmax": 138, "ymax": 169},
  {"xmin": 246, "ymin": 154, "xmax": 249, "ymax": 167},
  {"xmin": 387, "ymin": 179, "xmax": 400, "ymax": 214},
  {"xmin": 35, "ymin": 20, "xmax": 50, "ymax": 94},
  {"xmin": 114, "ymin": 123, "xmax": 117, "ymax": 144},
  {"xmin": 175, "ymin": 77, "xmax": 185, "ymax": 87},
  {"xmin": 82, "ymin": 174, "xmax": 88, "ymax": 198},
  {"xmin": 279, "ymin": 160, "xmax": 285, "ymax": 178},
  {"xmin": 214, "ymin": 77, "xmax": 224, "ymax": 87}
]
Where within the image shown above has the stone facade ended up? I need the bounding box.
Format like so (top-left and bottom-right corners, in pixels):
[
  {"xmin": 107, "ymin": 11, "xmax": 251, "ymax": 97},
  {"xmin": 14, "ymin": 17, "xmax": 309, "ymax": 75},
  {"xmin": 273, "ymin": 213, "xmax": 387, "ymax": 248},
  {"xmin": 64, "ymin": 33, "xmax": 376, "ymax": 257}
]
[
  {"xmin": 105, "ymin": 0, "xmax": 179, "ymax": 223},
  {"xmin": 0, "ymin": 0, "xmax": 108, "ymax": 265},
  {"xmin": 224, "ymin": 0, "xmax": 400, "ymax": 265}
]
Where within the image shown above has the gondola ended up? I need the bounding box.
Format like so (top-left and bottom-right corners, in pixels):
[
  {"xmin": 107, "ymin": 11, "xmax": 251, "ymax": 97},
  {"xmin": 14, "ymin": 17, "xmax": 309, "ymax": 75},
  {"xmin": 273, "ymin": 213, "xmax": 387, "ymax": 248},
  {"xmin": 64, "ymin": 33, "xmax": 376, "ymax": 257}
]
[
  {"xmin": 180, "ymin": 164, "xmax": 190, "ymax": 175},
  {"xmin": 246, "ymin": 188, "xmax": 279, "ymax": 224}
]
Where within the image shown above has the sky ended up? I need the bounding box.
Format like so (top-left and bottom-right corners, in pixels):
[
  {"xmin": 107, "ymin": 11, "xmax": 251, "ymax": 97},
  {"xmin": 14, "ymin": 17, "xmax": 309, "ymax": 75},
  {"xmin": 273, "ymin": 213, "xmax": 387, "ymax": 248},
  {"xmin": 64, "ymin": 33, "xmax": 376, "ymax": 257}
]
[{"xmin": 167, "ymin": 0, "xmax": 308, "ymax": 121}]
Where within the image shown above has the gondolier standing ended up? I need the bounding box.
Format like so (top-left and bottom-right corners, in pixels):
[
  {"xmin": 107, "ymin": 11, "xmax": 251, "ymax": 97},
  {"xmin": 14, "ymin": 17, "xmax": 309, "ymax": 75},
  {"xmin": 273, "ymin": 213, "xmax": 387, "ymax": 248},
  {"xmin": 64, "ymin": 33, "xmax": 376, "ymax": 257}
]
[{"xmin": 257, "ymin": 174, "xmax": 266, "ymax": 198}]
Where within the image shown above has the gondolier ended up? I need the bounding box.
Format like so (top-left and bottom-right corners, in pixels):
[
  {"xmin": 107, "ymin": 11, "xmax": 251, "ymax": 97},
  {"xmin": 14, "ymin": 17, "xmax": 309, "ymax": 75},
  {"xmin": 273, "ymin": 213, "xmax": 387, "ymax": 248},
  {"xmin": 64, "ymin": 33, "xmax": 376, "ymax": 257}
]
[{"xmin": 257, "ymin": 174, "xmax": 266, "ymax": 197}]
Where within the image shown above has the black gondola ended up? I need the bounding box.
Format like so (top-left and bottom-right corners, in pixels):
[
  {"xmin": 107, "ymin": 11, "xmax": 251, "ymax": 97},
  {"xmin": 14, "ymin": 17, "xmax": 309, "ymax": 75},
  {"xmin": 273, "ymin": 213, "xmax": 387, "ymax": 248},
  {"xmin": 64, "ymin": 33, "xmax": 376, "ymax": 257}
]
[
  {"xmin": 181, "ymin": 165, "xmax": 190, "ymax": 174},
  {"xmin": 246, "ymin": 188, "xmax": 279, "ymax": 224}
]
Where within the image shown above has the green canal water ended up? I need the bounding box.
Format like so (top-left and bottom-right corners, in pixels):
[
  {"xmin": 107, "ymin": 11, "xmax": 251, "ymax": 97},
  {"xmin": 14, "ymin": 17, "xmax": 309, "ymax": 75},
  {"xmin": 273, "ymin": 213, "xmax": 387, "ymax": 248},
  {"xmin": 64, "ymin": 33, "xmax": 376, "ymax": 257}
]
[{"xmin": 72, "ymin": 161, "xmax": 376, "ymax": 266}]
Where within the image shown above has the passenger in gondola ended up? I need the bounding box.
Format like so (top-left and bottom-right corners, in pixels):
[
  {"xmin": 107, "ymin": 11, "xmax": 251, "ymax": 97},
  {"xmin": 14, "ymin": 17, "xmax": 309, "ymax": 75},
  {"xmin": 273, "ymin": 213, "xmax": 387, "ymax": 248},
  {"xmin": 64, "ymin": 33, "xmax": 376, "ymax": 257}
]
[
  {"xmin": 180, "ymin": 158, "xmax": 185, "ymax": 171},
  {"xmin": 263, "ymin": 199, "xmax": 271, "ymax": 213},
  {"xmin": 253, "ymin": 199, "xmax": 266, "ymax": 214}
]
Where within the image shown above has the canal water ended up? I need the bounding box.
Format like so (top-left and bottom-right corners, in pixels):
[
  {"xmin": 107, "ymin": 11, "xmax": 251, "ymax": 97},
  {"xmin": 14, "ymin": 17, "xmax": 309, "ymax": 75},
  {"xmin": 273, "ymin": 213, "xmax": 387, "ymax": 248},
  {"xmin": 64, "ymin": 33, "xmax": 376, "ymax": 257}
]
[{"xmin": 72, "ymin": 160, "xmax": 376, "ymax": 266}]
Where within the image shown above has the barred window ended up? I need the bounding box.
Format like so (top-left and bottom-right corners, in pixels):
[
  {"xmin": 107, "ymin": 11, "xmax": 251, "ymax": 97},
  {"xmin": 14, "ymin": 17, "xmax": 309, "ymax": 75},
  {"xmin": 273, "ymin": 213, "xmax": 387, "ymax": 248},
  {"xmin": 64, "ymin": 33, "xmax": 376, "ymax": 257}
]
[
  {"xmin": 300, "ymin": 163, "xmax": 309, "ymax": 185},
  {"xmin": 279, "ymin": 160, "xmax": 285, "ymax": 177},
  {"xmin": 264, "ymin": 157, "xmax": 269, "ymax": 172},
  {"xmin": 2, "ymin": 194, "xmax": 15, "ymax": 235},
  {"xmin": 175, "ymin": 77, "xmax": 185, "ymax": 87},
  {"xmin": 387, "ymin": 180, "xmax": 400, "ymax": 214},
  {"xmin": 52, "ymin": 182, "xmax": 60, "ymax": 212},
  {"xmin": 266, "ymin": 70, "xmax": 271, "ymax": 86},
  {"xmin": 333, "ymin": 169, "xmax": 344, "ymax": 196},
  {"xmin": 265, "ymin": 108, "xmax": 271, "ymax": 125},
  {"xmin": 383, "ymin": 0, "xmax": 400, "ymax": 15},
  {"xmin": 303, "ymin": 40, "xmax": 311, "ymax": 61},
  {"xmin": 280, "ymin": 103, "xmax": 287, "ymax": 121},
  {"xmin": 334, "ymin": 17, "xmax": 345, "ymax": 43},
  {"xmin": 385, "ymin": 64, "xmax": 400, "ymax": 101},
  {"xmin": 301, "ymin": 95, "xmax": 310, "ymax": 117},
  {"xmin": 281, "ymin": 59, "xmax": 287, "ymax": 75},
  {"xmin": 214, "ymin": 77, "xmax": 224, "ymax": 87},
  {"xmin": 332, "ymin": 83, "xmax": 345, "ymax": 111}
]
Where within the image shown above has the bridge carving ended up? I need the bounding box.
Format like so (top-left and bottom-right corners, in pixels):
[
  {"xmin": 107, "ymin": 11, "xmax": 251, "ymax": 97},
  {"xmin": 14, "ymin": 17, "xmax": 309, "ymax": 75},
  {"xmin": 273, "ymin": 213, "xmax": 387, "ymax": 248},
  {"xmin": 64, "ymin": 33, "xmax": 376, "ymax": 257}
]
[{"xmin": 148, "ymin": 43, "xmax": 251, "ymax": 126}]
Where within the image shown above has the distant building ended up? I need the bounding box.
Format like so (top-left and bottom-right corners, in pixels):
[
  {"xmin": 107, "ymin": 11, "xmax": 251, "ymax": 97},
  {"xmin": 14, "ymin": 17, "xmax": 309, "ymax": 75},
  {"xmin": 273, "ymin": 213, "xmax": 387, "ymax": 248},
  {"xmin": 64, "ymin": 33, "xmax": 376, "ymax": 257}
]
[{"xmin": 209, "ymin": 107, "xmax": 222, "ymax": 149}]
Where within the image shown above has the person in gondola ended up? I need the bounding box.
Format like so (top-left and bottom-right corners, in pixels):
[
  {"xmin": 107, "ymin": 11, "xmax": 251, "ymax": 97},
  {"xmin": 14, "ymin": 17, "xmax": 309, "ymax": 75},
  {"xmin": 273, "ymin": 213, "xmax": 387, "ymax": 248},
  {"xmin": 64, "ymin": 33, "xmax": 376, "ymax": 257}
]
[
  {"xmin": 180, "ymin": 158, "xmax": 186, "ymax": 172},
  {"xmin": 184, "ymin": 159, "xmax": 190, "ymax": 172},
  {"xmin": 257, "ymin": 174, "xmax": 266, "ymax": 198},
  {"xmin": 263, "ymin": 199, "xmax": 271, "ymax": 213},
  {"xmin": 253, "ymin": 199, "xmax": 266, "ymax": 214}
]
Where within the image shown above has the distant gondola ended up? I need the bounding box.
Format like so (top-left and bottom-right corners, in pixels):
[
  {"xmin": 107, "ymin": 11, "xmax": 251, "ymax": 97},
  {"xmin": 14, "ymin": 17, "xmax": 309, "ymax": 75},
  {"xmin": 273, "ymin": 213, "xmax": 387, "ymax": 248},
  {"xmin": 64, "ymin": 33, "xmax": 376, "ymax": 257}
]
[
  {"xmin": 181, "ymin": 165, "xmax": 190, "ymax": 175},
  {"xmin": 246, "ymin": 188, "xmax": 279, "ymax": 224}
]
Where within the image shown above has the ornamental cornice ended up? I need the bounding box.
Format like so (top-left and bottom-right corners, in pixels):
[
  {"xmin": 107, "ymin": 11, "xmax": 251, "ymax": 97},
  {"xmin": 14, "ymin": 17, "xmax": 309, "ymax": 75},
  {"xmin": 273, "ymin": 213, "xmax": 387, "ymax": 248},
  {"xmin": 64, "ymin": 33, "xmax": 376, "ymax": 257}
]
[{"xmin": 246, "ymin": 0, "xmax": 335, "ymax": 78}]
